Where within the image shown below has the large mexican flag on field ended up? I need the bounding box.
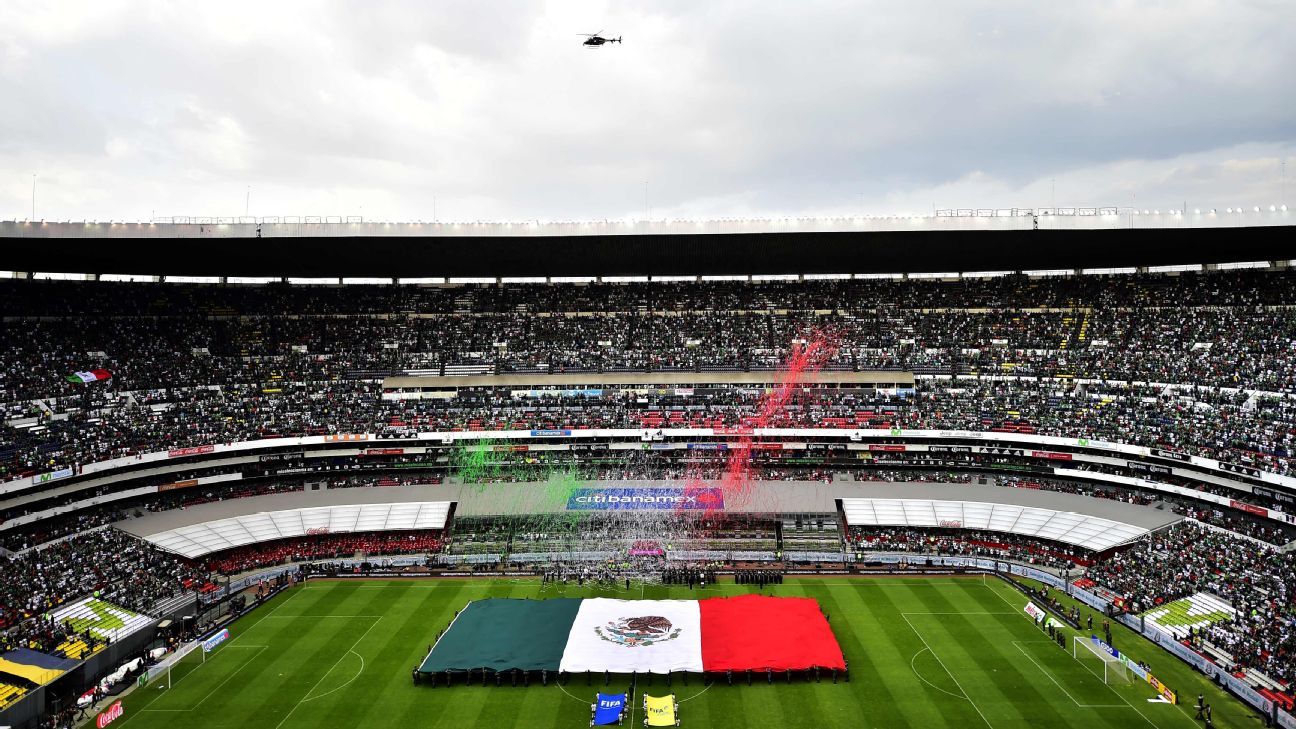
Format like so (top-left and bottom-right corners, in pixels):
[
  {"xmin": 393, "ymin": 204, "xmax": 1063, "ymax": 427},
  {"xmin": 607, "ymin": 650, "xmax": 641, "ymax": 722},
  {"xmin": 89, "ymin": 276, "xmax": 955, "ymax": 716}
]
[{"xmin": 418, "ymin": 595, "xmax": 845, "ymax": 675}]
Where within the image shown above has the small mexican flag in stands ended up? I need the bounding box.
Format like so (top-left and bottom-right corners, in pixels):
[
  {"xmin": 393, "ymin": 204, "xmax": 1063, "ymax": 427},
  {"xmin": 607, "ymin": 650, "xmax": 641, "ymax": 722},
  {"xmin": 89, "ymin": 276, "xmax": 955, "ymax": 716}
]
[{"xmin": 65, "ymin": 369, "xmax": 112, "ymax": 384}]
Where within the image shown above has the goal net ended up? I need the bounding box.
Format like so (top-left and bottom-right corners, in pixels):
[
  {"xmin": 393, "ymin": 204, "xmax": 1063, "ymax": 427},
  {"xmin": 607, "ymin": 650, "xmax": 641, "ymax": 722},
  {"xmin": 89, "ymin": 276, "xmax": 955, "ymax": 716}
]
[
  {"xmin": 1072, "ymin": 636, "xmax": 1130, "ymax": 684},
  {"xmin": 139, "ymin": 640, "xmax": 205, "ymax": 690}
]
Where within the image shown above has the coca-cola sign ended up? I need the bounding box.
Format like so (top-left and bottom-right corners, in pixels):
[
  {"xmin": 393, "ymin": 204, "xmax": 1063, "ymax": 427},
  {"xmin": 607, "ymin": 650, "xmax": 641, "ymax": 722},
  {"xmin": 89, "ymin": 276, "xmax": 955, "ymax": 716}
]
[
  {"xmin": 97, "ymin": 701, "xmax": 124, "ymax": 729},
  {"xmin": 167, "ymin": 445, "xmax": 214, "ymax": 458}
]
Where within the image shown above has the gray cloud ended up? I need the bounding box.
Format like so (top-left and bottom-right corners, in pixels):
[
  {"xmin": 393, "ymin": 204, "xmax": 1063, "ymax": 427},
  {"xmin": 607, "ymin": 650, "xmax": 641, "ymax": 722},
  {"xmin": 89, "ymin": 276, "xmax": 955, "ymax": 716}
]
[{"xmin": 1, "ymin": 0, "xmax": 1292, "ymax": 221}]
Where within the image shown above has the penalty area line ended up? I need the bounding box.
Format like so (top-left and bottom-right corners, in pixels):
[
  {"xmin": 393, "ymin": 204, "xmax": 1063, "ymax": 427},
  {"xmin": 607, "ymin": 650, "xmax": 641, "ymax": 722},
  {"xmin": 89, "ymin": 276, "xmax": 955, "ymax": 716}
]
[
  {"xmin": 272, "ymin": 616, "xmax": 383, "ymax": 729},
  {"xmin": 900, "ymin": 613, "xmax": 995, "ymax": 729},
  {"xmin": 1010, "ymin": 642, "xmax": 1126, "ymax": 709}
]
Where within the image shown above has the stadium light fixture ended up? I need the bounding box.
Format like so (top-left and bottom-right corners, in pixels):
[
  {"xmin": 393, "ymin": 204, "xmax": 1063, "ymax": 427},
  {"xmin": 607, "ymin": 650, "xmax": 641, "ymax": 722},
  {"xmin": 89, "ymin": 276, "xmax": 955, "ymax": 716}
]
[
  {"xmin": 550, "ymin": 276, "xmax": 597, "ymax": 283},
  {"xmin": 961, "ymin": 271, "xmax": 1012, "ymax": 279},
  {"xmin": 397, "ymin": 277, "xmax": 446, "ymax": 285}
]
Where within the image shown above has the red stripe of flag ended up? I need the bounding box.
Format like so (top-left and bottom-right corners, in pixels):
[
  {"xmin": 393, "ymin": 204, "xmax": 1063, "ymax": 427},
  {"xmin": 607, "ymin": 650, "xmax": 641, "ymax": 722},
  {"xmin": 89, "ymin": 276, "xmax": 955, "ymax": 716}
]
[{"xmin": 699, "ymin": 594, "xmax": 845, "ymax": 671}]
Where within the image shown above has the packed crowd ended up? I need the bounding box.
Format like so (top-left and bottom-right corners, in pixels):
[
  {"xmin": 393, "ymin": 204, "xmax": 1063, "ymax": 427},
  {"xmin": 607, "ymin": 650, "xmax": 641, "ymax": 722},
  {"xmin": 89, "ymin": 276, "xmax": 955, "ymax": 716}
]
[
  {"xmin": 847, "ymin": 526, "xmax": 1089, "ymax": 570},
  {"xmin": 1085, "ymin": 522, "xmax": 1296, "ymax": 683},
  {"xmin": 0, "ymin": 529, "xmax": 210, "ymax": 653},
  {"xmin": 4, "ymin": 376, "xmax": 1295, "ymax": 484},
  {"xmin": 1, "ymin": 270, "xmax": 1294, "ymax": 479},
  {"xmin": 201, "ymin": 530, "xmax": 444, "ymax": 575}
]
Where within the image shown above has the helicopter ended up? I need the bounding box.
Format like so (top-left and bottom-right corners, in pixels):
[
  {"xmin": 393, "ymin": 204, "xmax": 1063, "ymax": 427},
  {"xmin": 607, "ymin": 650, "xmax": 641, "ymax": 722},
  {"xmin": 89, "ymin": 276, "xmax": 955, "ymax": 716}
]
[{"xmin": 580, "ymin": 32, "xmax": 621, "ymax": 47}]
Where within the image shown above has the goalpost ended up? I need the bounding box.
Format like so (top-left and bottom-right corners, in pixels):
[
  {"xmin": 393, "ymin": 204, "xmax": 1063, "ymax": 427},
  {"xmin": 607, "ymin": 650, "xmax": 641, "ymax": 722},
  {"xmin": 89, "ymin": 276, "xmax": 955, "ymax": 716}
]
[
  {"xmin": 1072, "ymin": 636, "xmax": 1130, "ymax": 685},
  {"xmin": 139, "ymin": 640, "xmax": 206, "ymax": 690}
]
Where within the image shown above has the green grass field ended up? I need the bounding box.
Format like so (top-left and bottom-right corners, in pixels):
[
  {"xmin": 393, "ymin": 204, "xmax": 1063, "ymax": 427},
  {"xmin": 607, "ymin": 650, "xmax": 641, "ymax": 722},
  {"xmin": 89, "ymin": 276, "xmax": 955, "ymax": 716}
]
[{"xmin": 108, "ymin": 576, "xmax": 1262, "ymax": 729}]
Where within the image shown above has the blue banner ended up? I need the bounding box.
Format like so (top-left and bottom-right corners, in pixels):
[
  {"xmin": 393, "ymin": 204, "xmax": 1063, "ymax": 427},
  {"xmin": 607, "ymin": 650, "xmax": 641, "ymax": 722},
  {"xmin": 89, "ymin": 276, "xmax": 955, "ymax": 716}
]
[
  {"xmin": 529, "ymin": 429, "xmax": 572, "ymax": 437},
  {"xmin": 593, "ymin": 693, "xmax": 626, "ymax": 725},
  {"xmin": 201, "ymin": 628, "xmax": 230, "ymax": 652},
  {"xmin": 566, "ymin": 488, "xmax": 724, "ymax": 510}
]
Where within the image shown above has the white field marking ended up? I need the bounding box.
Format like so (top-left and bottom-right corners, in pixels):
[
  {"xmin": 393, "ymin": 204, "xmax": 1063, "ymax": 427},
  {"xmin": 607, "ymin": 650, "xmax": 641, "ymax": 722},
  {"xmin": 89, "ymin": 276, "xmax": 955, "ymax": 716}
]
[
  {"xmin": 271, "ymin": 615, "xmax": 383, "ymax": 729},
  {"xmin": 984, "ymin": 580, "xmax": 1177, "ymax": 729},
  {"xmin": 190, "ymin": 646, "xmax": 270, "ymax": 709},
  {"xmin": 1011, "ymin": 642, "xmax": 1127, "ymax": 709},
  {"xmin": 257, "ymin": 609, "xmax": 383, "ymax": 614},
  {"xmin": 677, "ymin": 680, "xmax": 713, "ymax": 702},
  {"xmin": 260, "ymin": 587, "xmax": 306, "ymax": 616},
  {"xmin": 301, "ymin": 650, "xmax": 364, "ymax": 703},
  {"xmin": 900, "ymin": 613, "xmax": 994, "ymax": 729},
  {"xmin": 903, "ymin": 611, "xmax": 1017, "ymax": 615},
  {"xmin": 909, "ymin": 647, "xmax": 967, "ymax": 699},
  {"xmin": 556, "ymin": 681, "xmax": 596, "ymax": 705}
]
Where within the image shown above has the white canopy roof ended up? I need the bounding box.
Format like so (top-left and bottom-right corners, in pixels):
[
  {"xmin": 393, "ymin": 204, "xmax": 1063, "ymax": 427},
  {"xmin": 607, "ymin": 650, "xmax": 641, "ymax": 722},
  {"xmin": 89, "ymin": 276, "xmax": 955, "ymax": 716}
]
[
  {"xmin": 142, "ymin": 501, "xmax": 451, "ymax": 559},
  {"xmin": 841, "ymin": 497, "xmax": 1148, "ymax": 552}
]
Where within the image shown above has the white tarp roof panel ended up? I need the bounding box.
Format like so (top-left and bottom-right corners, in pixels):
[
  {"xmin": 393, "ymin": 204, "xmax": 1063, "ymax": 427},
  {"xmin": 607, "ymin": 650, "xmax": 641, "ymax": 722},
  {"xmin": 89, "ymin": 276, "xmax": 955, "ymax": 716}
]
[
  {"xmin": 141, "ymin": 501, "xmax": 452, "ymax": 559},
  {"xmin": 841, "ymin": 497, "xmax": 1148, "ymax": 552}
]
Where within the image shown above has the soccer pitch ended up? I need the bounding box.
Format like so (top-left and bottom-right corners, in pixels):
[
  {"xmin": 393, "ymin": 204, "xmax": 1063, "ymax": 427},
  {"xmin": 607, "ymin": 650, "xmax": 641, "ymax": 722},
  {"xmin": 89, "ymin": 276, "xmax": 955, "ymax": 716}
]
[{"xmin": 109, "ymin": 577, "xmax": 1252, "ymax": 729}]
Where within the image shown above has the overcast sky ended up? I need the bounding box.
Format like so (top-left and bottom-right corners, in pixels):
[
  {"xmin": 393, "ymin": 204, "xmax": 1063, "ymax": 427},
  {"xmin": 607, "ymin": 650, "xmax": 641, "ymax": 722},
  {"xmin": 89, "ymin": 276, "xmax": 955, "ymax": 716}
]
[{"xmin": 1, "ymin": 0, "xmax": 1293, "ymax": 222}]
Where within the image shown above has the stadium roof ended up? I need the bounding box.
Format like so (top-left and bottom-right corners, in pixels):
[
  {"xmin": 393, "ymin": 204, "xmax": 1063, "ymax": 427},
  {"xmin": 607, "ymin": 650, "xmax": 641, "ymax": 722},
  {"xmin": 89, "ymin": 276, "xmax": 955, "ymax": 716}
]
[
  {"xmin": 841, "ymin": 497, "xmax": 1152, "ymax": 552},
  {"xmin": 1, "ymin": 213, "xmax": 1292, "ymax": 278},
  {"xmin": 140, "ymin": 501, "xmax": 452, "ymax": 559}
]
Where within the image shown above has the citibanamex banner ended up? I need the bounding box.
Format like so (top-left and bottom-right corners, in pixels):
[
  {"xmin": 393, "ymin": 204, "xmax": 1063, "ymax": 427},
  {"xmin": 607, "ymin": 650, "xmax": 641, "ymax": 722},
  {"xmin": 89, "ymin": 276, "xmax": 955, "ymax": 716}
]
[
  {"xmin": 202, "ymin": 628, "xmax": 231, "ymax": 652},
  {"xmin": 96, "ymin": 700, "xmax": 124, "ymax": 729}
]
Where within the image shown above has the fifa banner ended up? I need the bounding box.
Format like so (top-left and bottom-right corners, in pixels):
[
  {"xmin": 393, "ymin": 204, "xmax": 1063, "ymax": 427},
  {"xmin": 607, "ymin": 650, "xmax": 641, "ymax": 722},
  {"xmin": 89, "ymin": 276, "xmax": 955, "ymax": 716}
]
[
  {"xmin": 418, "ymin": 596, "xmax": 844, "ymax": 675},
  {"xmin": 1023, "ymin": 602, "xmax": 1063, "ymax": 630},
  {"xmin": 202, "ymin": 628, "xmax": 230, "ymax": 652}
]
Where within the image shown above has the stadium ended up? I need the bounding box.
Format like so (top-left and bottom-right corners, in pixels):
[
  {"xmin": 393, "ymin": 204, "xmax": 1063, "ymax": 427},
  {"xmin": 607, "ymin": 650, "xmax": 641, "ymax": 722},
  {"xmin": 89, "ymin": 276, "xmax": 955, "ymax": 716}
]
[
  {"xmin": 0, "ymin": 209, "xmax": 1292, "ymax": 729},
  {"xmin": 4, "ymin": 2, "xmax": 1296, "ymax": 727}
]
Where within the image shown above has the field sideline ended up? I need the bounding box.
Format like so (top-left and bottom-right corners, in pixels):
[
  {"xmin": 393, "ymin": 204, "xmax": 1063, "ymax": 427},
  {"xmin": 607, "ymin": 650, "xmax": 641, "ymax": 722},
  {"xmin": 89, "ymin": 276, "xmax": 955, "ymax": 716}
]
[{"xmin": 104, "ymin": 576, "xmax": 1261, "ymax": 729}]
